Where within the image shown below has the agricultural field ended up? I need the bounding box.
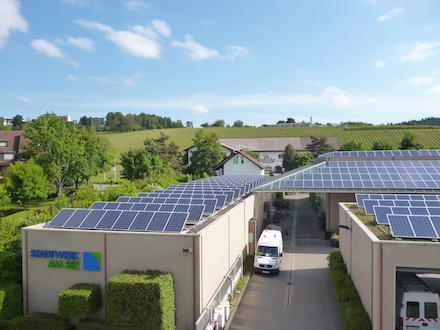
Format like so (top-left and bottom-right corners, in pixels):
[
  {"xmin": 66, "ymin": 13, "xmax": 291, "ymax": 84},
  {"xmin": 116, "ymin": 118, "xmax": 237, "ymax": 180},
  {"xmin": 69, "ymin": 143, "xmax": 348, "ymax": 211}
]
[{"xmin": 96, "ymin": 125, "xmax": 440, "ymax": 182}]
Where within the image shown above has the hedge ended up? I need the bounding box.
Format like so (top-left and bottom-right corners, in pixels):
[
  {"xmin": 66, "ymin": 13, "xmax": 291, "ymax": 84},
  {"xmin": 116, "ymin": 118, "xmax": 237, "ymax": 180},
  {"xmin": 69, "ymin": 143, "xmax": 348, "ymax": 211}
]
[
  {"xmin": 106, "ymin": 270, "xmax": 175, "ymax": 330},
  {"xmin": 77, "ymin": 318, "xmax": 126, "ymax": 330},
  {"xmin": 8, "ymin": 312, "xmax": 72, "ymax": 330},
  {"xmin": 58, "ymin": 283, "xmax": 103, "ymax": 319},
  {"xmin": 0, "ymin": 281, "xmax": 22, "ymax": 322},
  {"xmin": 328, "ymin": 251, "xmax": 372, "ymax": 330}
]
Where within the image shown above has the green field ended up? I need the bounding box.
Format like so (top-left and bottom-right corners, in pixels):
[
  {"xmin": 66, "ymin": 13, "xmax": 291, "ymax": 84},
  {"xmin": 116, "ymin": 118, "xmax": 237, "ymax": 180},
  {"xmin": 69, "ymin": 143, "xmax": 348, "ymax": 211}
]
[{"xmin": 96, "ymin": 126, "xmax": 440, "ymax": 182}]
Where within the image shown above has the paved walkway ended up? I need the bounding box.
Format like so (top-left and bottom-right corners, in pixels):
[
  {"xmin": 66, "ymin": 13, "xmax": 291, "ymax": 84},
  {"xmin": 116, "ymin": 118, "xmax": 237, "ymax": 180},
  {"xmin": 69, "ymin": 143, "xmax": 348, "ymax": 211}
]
[{"xmin": 226, "ymin": 194, "xmax": 344, "ymax": 330}]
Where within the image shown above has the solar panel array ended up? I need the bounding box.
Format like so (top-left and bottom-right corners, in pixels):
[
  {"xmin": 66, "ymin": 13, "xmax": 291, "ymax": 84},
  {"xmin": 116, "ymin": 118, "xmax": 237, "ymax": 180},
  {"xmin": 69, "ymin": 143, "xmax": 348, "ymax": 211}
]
[
  {"xmin": 355, "ymin": 194, "xmax": 440, "ymax": 239},
  {"xmin": 319, "ymin": 150, "xmax": 440, "ymax": 158},
  {"xmin": 47, "ymin": 175, "xmax": 268, "ymax": 233},
  {"xmin": 284, "ymin": 161, "xmax": 440, "ymax": 190}
]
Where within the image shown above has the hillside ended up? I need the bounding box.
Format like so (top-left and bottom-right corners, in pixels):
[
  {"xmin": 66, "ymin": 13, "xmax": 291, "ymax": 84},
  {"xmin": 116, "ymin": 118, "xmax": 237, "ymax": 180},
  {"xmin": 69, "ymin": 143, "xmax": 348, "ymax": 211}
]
[
  {"xmin": 96, "ymin": 126, "xmax": 440, "ymax": 182},
  {"xmin": 101, "ymin": 125, "xmax": 440, "ymax": 157}
]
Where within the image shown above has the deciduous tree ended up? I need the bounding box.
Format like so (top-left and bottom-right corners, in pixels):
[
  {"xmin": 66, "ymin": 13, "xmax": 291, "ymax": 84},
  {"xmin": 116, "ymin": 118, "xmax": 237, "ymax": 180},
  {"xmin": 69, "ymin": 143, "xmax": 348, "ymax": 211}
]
[
  {"xmin": 120, "ymin": 149, "xmax": 164, "ymax": 181},
  {"xmin": 4, "ymin": 161, "xmax": 52, "ymax": 209},
  {"xmin": 143, "ymin": 133, "xmax": 182, "ymax": 173},
  {"xmin": 188, "ymin": 130, "xmax": 224, "ymax": 177},
  {"xmin": 372, "ymin": 139, "xmax": 394, "ymax": 150},
  {"xmin": 399, "ymin": 133, "xmax": 422, "ymax": 150},
  {"xmin": 340, "ymin": 140, "xmax": 364, "ymax": 151}
]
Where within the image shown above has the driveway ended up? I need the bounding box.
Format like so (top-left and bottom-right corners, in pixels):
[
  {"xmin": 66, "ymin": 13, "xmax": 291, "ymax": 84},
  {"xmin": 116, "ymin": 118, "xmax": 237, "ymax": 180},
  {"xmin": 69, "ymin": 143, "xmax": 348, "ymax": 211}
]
[{"xmin": 226, "ymin": 193, "xmax": 344, "ymax": 330}]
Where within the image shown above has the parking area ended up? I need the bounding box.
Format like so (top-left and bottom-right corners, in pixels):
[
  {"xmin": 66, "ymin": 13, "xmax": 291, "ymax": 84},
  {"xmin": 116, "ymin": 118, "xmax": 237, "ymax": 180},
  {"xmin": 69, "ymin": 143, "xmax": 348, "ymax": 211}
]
[{"xmin": 226, "ymin": 194, "xmax": 343, "ymax": 330}]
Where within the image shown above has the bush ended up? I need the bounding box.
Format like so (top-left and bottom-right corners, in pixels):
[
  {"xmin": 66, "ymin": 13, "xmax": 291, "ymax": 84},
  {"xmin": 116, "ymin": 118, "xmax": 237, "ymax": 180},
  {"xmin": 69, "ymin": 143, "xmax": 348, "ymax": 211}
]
[
  {"xmin": 328, "ymin": 251, "xmax": 372, "ymax": 330},
  {"xmin": 8, "ymin": 312, "xmax": 72, "ymax": 330},
  {"xmin": 106, "ymin": 270, "xmax": 176, "ymax": 330},
  {"xmin": 77, "ymin": 318, "xmax": 126, "ymax": 329},
  {"xmin": 58, "ymin": 283, "xmax": 102, "ymax": 318},
  {"xmin": 0, "ymin": 281, "xmax": 22, "ymax": 322}
]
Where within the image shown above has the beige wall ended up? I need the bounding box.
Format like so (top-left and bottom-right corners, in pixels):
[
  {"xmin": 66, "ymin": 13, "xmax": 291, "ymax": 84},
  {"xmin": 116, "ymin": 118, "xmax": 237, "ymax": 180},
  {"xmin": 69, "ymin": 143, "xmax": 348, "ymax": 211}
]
[
  {"xmin": 23, "ymin": 194, "xmax": 264, "ymax": 329},
  {"xmin": 339, "ymin": 203, "xmax": 440, "ymax": 330}
]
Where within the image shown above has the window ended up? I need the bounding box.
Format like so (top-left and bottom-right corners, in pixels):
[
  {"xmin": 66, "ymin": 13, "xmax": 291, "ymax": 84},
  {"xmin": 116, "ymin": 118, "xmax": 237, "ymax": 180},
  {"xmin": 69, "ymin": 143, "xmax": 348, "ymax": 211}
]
[
  {"xmin": 425, "ymin": 302, "xmax": 437, "ymax": 319},
  {"xmin": 0, "ymin": 141, "xmax": 7, "ymax": 147},
  {"xmin": 233, "ymin": 157, "xmax": 238, "ymax": 164},
  {"xmin": 406, "ymin": 302, "xmax": 419, "ymax": 318},
  {"xmin": 278, "ymin": 154, "xmax": 283, "ymax": 159},
  {"xmin": 4, "ymin": 154, "xmax": 14, "ymax": 160}
]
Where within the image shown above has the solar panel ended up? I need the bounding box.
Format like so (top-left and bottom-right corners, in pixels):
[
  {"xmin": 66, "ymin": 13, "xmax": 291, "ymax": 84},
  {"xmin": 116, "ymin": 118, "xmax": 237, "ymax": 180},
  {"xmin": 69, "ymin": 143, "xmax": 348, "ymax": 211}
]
[
  {"xmin": 163, "ymin": 212, "xmax": 188, "ymax": 232},
  {"xmin": 47, "ymin": 209, "xmax": 76, "ymax": 227},
  {"xmin": 128, "ymin": 212, "xmax": 154, "ymax": 231},
  {"xmin": 146, "ymin": 212, "xmax": 171, "ymax": 231},
  {"xmin": 63, "ymin": 209, "xmax": 90, "ymax": 228},
  {"xmin": 79, "ymin": 210, "xmax": 106, "ymax": 229},
  {"xmin": 112, "ymin": 212, "xmax": 137, "ymax": 230}
]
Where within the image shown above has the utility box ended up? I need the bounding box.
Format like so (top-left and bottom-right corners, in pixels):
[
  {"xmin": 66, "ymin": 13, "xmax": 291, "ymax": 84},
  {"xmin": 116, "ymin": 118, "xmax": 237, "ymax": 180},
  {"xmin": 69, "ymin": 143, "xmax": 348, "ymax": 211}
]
[{"xmin": 215, "ymin": 305, "xmax": 225, "ymax": 329}]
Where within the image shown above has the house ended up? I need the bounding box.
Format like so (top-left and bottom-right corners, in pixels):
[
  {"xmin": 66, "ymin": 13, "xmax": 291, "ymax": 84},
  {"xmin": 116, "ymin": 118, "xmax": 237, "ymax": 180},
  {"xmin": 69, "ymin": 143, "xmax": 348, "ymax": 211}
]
[
  {"xmin": 0, "ymin": 130, "xmax": 29, "ymax": 181},
  {"xmin": 214, "ymin": 150, "xmax": 266, "ymax": 176},
  {"xmin": 219, "ymin": 137, "xmax": 340, "ymax": 173}
]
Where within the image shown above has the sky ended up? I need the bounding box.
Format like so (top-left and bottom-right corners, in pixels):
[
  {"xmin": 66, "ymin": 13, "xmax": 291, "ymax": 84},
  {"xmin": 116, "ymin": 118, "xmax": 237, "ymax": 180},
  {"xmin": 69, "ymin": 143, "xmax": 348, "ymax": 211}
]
[{"xmin": 1, "ymin": 0, "xmax": 440, "ymax": 128}]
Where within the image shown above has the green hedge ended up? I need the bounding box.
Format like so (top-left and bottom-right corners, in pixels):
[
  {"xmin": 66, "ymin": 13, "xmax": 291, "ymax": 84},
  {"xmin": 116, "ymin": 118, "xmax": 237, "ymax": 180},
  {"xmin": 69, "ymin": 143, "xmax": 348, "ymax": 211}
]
[
  {"xmin": 8, "ymin": 312, "xmax": 72, "ymax": 330},
  {"xmin": 106, "ymin": 270, "xmax": 176, "ymax": 330},
  {"xmin": 0, "ymin": 281, "xmax": 22, "ymax": 322},
  {"xmin": 328, "ymin": 251, "xmax": 372, "ymax": 330},
  {"xmin": 58, "ymin": 283, "xmax": 102, "ymax": 318},
  {"xmin": 77, "ymin": 318, "xmax": 126, "ymax": 329}
]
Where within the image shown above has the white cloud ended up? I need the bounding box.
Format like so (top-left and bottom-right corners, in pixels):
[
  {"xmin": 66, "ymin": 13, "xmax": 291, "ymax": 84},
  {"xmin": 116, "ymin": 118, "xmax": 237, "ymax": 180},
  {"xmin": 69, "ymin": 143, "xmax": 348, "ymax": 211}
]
[
  {"xmin": 31, "ymin": 39, "xmax": 80, "ymax": 67},
  {"xmin": 400, "ymin": 42, "xmax": 440, "ymax": 62},
  {"xmin": 172, "ymin": 35, "xmax": 220, "ymax": 60},
  {"xmin": 121, "ymin": 0, "xmax": 149, "ymax": 11},
  {"xmin": 406, "ymin": 76, "xmax": 434, "ymax": 87},
  {"xmin": 188, "ymin": 105, "xmax": 210, "ymax": 115},
  {"xmin": 322, "ymin": 87, "xmax": 378, "ymax": 107},
  {"xmin": 65, "ymin": 37, "xmax": 95, "ymax": 51},
  {"xmin": 18, "ymin": 96, "xmax": 36, "ymax": 104},
  {"xmin": 66, "ymin": 75, "xmax": 80, "ymax": 82},
  {"xmin": 89, "ymin": 76, "xmax": 109, "ymax": 83},
  {"xmin": 0, "ymin": 0, "xmax": 28, "ymax": 49},
  {"xmin": 31, "ymin": 39, "xmax": 65, "ymax": 58},
  {"xmin": 425, "ymin": 85, "xmax": 440, "ymax": 97},
  {"xmin": 374, "ymin": 61, "xmax": 386, "ymax": 68},
  {"xmin": 377, "ymin": 8, "xmax": 404, "ymax": 22},
  {"xmin": 122, "ymin": 78, "xmax": 137, "ymax": 86},
  {"xmin": 224, "ymin": 45, "xmax": 250, "ymax": 61},
  {"xmin": 151, "ymin": 20, "xmax": 171, "ymax": 37},
  {"xmin": 75, "ymin": 18, "xmax": 165, "ymax": 58}
]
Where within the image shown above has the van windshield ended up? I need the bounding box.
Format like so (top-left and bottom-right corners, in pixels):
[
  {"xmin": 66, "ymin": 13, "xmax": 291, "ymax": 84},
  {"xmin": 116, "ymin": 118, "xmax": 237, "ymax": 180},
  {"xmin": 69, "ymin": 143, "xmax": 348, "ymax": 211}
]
[{"xmin": 257, "ymin": 246, "xmax": 278, "ymax": 257}]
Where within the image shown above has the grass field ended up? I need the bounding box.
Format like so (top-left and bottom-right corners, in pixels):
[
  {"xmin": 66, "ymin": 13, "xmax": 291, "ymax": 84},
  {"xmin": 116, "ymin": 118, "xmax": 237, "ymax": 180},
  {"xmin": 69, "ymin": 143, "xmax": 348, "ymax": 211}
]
[{"xmin": 96, "ymin": 125, "xmax": 440, "ymax": 182}]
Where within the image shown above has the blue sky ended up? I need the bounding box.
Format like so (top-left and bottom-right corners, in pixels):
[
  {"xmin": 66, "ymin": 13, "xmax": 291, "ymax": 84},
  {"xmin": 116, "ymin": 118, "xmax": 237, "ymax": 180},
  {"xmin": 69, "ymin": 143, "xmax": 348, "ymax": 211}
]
[{"xmin": 1, "ymin": 0, "xmax": 440, "ymax": 127}]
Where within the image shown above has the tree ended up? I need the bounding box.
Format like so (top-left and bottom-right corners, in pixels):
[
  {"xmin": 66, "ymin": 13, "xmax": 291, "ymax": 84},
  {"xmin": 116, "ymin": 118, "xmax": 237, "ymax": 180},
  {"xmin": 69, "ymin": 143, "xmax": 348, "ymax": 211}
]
[
  {"xmin": 212, "ymin": 120, "xmax": 225, "ymax": 127},
  {"xmin": 0, "ymin": 185, "xmax": 10, "ymax": 211},
  {"xmin": 340, "ymin": 140, "xmax": 364, "ymax": 151},
  {"xmin": 399, "ymin": 133, "xmax": 422, "ymax": 150},
  {"xmin": 4, "ymin": 161, "xmax": 52, "ymax": 209},
  {"xmin": 143, "ymin": 133, "xmax": 182, "ymax": 173},
  {"xmin": 120, "ymin": 149, "xmax": 164, "ymax": 181},
  {"xmin": 242, "ymin": 148, "xmax": 259, "ymax": 161},
  {"xmin": 233, "ymin": 120, "xmax": 244, "ymax": 127},
  {"xmin": 23, "ymin": 113, "xmax": 114, "ymax": 194},
  {"xmin": 121, "ymin": 115, "xmax": 140, "ymax": 131},
  {"xmin": 306, "ymin": 136, "xmax": 335, "ymax": 158},
  {"xmin": 372, "ymin": 139, "xmax": 394, "ymax": 150},
  {"xmin": 282, "ymin": 144, "xmax": 313, "ymax": 171},
  {"xmin": 186, "ymin": 121, "xmax": 193, "ymax": 128},
  {"xmin": 200, "ymin": 122, "xmax": 209, "ymax": 128},
  {"xmin": 12, "ymin": 115, "xmax": 23, "ymax": 130},
  {"xmin": 282, "ymin": 144, "xmax": 297, "ymax": 171},
  {"xmin": 188, "ymin": 130, "xmax": 225, "ymax": 177}
]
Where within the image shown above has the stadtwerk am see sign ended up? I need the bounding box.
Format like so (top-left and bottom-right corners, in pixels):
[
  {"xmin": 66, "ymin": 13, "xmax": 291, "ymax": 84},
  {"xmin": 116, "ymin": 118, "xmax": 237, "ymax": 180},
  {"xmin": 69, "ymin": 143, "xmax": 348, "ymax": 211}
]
[{"xmin": 30, "ymin": 249, "xmax": 101, "ymax": 271}]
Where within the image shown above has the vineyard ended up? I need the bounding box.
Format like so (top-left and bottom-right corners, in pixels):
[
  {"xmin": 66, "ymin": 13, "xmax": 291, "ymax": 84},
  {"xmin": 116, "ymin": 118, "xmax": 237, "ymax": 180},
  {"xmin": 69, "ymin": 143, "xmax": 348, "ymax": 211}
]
[{"xmin": 102, "ymin": 126, "xmax": 440, "ymax": 159}]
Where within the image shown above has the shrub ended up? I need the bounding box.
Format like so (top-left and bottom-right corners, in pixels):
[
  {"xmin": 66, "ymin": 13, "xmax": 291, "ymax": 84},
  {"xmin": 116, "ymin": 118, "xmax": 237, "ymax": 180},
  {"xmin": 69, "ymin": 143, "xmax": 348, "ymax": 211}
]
[
  {"xmin": 106, "ymin": 270, "xmax": 175, "ymax": 330},
  {"xmin": 328, "ymin": 251, "xmax": 372, "ymax": 330},
  {"xmin": 77, "ymin": 318, "xmax": 126, "ymax": 329},
  {"xmin": 8, "ymin": 312, "xmax": 71, "ymax": 330},
  {"xmin": 58, "ymin": 283, "xmax": 102, "ymax": 319},
  {"xmin": 0, "ymin": 281, "xmax": 22, "ymax": 322}
]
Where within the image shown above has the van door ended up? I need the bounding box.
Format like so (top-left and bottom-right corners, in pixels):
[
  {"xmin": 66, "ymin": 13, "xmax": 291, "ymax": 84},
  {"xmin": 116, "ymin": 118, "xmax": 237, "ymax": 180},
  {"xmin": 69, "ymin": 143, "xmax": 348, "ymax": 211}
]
[{"xmin": 402, "ymin": 296, "xmax": 440, "ymax": 330}]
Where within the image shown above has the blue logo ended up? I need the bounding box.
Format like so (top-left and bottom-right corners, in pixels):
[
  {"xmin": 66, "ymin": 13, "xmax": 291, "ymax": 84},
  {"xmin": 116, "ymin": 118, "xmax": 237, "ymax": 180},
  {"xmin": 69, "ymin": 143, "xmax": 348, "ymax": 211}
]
[{"xmin": 83, "ymin": 252, "xmax": 101, "ymax": 271}]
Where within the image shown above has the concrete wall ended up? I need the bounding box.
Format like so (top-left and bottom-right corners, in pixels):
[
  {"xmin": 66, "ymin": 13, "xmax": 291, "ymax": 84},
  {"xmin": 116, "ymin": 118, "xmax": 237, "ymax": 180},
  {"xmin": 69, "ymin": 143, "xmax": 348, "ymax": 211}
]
[
  {"xmin": 339, "ymin": 202, "xmax": 440, "ymax": 330},
  {"xmin": 23, "ymin": 194, "xmax": 263, "ymax": 329},
  {"xmin": 23, "ymin": 227, "xmax": 196, "ymax": 329}
]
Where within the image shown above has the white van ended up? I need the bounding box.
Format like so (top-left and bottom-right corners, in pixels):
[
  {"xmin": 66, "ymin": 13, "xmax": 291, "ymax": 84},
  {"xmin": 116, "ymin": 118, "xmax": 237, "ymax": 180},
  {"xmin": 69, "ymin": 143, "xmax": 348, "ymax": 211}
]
[
  {"xmin": 396, "ymin": 272, "xmax": 440, "ymax": 330},
  {"xmin": 254, "ymin": 229, "xmax": 283, "ymax": 275}
]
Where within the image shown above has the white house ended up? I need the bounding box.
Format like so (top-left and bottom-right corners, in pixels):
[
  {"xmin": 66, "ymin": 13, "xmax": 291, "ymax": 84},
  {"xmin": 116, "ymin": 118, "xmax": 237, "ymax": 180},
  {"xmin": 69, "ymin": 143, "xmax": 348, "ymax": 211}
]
[{"xmin": 214, "ymin": 150, "xmax": 266, "ymax": 176}]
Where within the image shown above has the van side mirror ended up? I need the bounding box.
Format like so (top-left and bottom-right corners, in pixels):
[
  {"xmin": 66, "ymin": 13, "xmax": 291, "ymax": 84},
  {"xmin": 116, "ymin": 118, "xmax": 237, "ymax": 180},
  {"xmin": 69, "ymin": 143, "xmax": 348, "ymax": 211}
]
[{"xmin": 279, "ymin": 253, "xmax": 283, "ymax": 257}]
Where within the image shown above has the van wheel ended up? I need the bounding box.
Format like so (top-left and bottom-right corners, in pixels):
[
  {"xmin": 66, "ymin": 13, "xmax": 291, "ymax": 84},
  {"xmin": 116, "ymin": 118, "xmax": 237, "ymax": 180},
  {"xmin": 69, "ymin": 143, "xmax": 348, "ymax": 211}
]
[{"xmin": 275, "ymin": 269, "xmax": 280, "ymax": 275}]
